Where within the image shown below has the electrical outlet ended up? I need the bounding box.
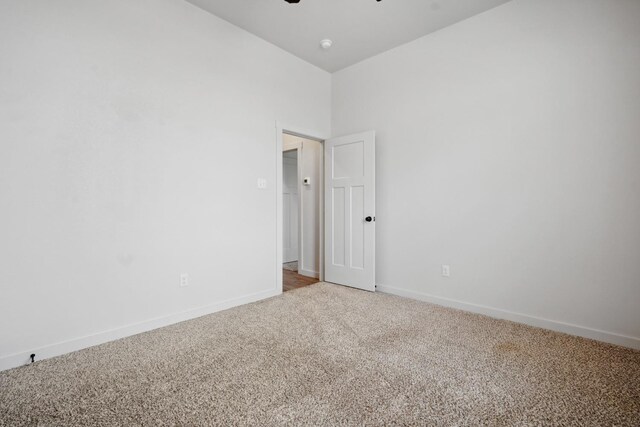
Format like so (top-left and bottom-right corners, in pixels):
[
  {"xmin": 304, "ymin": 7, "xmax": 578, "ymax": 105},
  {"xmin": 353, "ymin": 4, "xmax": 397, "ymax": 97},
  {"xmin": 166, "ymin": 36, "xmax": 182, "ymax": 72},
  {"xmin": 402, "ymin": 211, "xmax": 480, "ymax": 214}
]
[
  {"xmin": 257, "ymin": 178, "xmax": 267, "ymax": 189},
  {"xmin": 180, "ymin": 273, "xmax": 189, "ymax": 287},
  {"xmin": 442, "ymin": 265, "xmax": 450, "ymax": 277}
]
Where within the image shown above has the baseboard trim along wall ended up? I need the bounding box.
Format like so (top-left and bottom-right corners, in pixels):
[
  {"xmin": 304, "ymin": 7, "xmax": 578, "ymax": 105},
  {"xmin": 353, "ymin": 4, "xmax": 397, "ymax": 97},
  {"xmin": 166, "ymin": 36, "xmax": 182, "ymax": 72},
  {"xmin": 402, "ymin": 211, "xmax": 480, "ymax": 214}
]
[
  {"xmin": 377, "ymin": 285, "xmax": 640, "ymax": 350},
  {"xmin": 299, "ymin": 269, "xmax": 319, "ymax": 279},
  {"xmin": 0, "ymin": 288, "xmax": 281, "ymax": 372}
]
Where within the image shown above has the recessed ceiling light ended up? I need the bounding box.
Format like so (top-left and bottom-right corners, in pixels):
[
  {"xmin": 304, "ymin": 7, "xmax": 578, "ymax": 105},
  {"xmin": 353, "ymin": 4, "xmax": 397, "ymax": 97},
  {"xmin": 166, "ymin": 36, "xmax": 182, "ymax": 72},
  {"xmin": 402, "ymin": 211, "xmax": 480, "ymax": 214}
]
[{"xmin": 320, "ymin": 39, "xmax": 333, "ymax": 50}]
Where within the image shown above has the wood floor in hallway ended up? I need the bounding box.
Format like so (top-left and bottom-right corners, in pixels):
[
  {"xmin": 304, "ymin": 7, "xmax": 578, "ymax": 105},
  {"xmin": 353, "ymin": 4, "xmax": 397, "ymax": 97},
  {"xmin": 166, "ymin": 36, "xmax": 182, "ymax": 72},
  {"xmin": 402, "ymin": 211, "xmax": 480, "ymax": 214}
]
[{"xmin": 283, "ymin": 269, "xmax": 318, "ymax": 292}]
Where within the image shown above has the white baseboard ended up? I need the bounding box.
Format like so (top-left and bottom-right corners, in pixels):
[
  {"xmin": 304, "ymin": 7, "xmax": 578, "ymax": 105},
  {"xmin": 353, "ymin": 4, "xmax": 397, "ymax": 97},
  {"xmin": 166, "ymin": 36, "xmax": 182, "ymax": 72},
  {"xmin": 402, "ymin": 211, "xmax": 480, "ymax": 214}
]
[
  {"xmin": 377, "ymin": 285, "xmax": 640, "ymax": 350},
  {"xmin": 299, "ymin": 269, "xmax": 319, "ymax": 279},
  {"xmin": 0, "ymin": 288, "xmax": 281, "ymax": 372}
]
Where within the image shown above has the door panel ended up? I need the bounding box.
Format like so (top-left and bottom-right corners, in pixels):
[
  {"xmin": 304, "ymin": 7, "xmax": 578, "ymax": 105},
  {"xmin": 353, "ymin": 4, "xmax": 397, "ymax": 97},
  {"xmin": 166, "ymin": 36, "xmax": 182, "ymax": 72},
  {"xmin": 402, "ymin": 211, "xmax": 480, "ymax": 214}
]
[
  {"xmin": 325, "ymin": 131, "xmax": 375, "ymax": 291},
  {"xmin": 332, "ymin": 187, "xmax": 345, "ymax": 266},
  {"xmin": 333, "ymin": 140, "xmax": 364, "ymax": 178},
  {"xmin": 350, "ymin": 185, "xmax": 365, "ymax": 270},
  {"xmin": 283, "ymin": 156, "xmax": 298, "ymax": 264}
]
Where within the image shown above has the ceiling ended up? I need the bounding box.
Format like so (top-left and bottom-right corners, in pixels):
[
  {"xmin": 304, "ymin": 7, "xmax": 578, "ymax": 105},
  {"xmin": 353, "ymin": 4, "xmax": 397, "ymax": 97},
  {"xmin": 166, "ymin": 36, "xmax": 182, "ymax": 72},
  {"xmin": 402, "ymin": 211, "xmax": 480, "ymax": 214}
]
[{"xmin": 185, "ymin": 0, "xmax": 510, "ymax": 72}]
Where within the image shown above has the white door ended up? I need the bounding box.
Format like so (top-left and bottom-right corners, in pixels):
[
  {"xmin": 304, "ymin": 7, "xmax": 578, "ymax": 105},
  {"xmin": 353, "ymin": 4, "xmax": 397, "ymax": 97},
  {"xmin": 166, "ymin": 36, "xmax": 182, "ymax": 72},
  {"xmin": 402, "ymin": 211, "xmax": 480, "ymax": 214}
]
[
  {"xmin": 283, "ymin": 155, "xmax": 299, "ymax": 264},
  {"xmin": 324, "ymin": 131, "xmax": 375, "ymax": 291}
]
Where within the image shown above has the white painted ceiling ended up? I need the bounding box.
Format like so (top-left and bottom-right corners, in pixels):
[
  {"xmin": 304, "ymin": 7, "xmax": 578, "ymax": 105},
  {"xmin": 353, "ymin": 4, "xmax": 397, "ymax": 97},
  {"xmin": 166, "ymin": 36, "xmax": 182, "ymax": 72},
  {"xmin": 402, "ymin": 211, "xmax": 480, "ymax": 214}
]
[{"xmin": 186, "ymin": 0, "xmax": 510, "ymax": 72}]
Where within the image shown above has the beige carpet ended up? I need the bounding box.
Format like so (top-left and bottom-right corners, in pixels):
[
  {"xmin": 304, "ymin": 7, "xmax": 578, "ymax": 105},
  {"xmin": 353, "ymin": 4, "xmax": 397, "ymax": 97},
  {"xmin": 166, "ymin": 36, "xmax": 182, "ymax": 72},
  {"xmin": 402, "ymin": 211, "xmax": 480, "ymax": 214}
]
[
  {"xmin": 1, "ymin": 283, "xmax": 639, "ymax": 426},
  {"xmin": 283, "ymin": 261, "xmax": 298, "ymax": 272}
]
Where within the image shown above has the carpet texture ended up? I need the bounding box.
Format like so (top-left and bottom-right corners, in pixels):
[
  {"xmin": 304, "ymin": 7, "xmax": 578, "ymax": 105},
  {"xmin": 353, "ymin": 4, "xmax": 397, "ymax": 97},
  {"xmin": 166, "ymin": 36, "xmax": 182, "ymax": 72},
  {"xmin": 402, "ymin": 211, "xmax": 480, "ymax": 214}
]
[
  {"xmin": 1, "ymin": 283, "xmax": 639, "ymax": 426},
  {"xmin": 283, "ymin": 261, "xmax": 298, "ymax": 272}
]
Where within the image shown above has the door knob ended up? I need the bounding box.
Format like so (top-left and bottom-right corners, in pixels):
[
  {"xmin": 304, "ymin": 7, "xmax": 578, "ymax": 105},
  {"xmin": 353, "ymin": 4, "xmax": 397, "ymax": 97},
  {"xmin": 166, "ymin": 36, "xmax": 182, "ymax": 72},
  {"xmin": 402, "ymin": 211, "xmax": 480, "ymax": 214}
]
[{"xmin": 365, "ymin": 216, "xmax": 373, "ymax": 222}]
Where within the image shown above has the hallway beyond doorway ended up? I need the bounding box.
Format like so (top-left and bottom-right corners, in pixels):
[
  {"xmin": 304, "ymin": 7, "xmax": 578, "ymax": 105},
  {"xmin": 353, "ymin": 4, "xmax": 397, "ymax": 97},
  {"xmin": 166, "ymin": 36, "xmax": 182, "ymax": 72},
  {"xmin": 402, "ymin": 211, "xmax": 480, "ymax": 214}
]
[{"xmin": 283, "ymin": 268, "xmax": 318, "ymax": 292}]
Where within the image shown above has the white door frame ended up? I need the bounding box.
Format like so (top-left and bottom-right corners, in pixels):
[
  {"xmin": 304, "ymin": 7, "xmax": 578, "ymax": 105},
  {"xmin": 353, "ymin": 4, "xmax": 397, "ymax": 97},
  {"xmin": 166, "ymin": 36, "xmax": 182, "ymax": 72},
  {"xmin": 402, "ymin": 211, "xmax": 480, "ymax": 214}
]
[{"xmin": 275, "ymin": 121, "xmax": 328, "ymax": 293}]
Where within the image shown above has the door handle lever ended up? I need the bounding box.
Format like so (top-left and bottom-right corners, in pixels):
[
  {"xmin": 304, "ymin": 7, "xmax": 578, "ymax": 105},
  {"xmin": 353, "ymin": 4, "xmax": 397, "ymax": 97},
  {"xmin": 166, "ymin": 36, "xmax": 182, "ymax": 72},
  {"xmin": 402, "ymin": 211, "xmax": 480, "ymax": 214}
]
[{"xmin": 365, "ymin": 216, "xmax": 375, "ymax": 222}]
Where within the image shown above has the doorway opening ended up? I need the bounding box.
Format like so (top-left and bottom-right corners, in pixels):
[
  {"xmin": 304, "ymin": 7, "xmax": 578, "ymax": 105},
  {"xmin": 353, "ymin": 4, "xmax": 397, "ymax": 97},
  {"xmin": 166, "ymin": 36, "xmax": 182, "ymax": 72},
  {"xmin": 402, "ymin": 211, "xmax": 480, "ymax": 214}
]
[
  {"xmin": 281, "ymin": 132, "xmax": 324, "ymax": 292},
  {"xmin": 277, "ymin": 123, "xmax": 376, "ymax": 293}
]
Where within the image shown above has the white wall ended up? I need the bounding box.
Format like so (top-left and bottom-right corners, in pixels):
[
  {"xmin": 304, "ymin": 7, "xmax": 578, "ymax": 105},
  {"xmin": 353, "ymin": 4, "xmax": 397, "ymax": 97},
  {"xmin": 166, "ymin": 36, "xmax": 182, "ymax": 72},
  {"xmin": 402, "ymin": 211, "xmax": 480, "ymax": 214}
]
[
  {"xmin": 0, "ymin": 0, "xmax": 330, "ymax": 370},
  {"xmin": 332, "ymin": 0, "xmax": 640, "ymax": 347},
  {"xmin": 2, "ymin": 0, "xmax": 638, "ymax": 371},
  {"xmin": 283, "ymin": 134, "xmax": 322, "ymax": 278}
]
